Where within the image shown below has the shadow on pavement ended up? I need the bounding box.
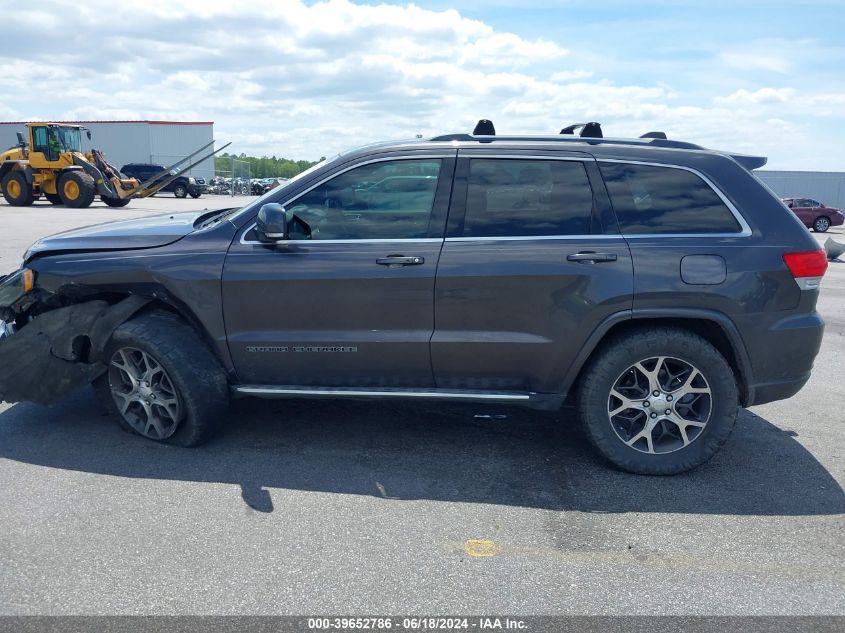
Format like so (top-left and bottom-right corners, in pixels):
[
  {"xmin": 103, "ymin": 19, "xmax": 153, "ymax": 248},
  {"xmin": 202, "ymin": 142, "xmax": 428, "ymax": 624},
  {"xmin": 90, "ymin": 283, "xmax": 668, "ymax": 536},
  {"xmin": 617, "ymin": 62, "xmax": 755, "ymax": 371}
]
[{"xmin": 1, "ymin": 388, "xmax": 843, "ymax": 516}]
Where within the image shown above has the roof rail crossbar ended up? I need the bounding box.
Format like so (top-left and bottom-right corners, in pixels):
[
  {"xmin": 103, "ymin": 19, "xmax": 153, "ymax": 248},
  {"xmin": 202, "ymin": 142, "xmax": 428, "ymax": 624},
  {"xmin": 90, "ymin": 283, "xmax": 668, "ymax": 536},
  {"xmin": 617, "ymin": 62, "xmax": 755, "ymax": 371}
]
[
  {"xmin": 640, "ymin": 131, "xmax": 667, "ymax": 139},
  {"xmin": 560, "ymin": 122, "xmax": 603, "ymax": 138}
]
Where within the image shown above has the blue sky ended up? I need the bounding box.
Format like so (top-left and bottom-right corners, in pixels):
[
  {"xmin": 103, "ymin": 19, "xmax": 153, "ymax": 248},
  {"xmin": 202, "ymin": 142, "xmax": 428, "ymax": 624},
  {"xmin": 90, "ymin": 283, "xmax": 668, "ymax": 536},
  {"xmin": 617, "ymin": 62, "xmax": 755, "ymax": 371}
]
[{"xmin": 2, "ymin": 0, "xmax": 843, "ymax": 169}]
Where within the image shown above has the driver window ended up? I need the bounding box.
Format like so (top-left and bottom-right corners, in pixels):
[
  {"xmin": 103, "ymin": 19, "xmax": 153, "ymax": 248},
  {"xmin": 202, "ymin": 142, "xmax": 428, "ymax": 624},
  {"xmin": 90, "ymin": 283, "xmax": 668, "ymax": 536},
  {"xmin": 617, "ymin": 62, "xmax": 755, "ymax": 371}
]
[
  {"xmin": 33, "ymin": 128, "xmax": 48, "ymax": 154},
  {"xmin": 286, "ymin": 159, "xmax": 442, "ymax": 240}
]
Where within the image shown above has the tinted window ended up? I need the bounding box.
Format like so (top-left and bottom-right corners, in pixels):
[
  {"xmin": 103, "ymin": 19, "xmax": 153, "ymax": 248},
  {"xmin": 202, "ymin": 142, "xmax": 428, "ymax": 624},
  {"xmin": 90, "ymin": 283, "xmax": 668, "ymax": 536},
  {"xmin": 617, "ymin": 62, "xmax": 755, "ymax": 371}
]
[
  {"xmin": 286, "ymin": 159, "xmax": 442, "ymax": 240},
  {"xmin": 600, "ymin": 162, "xmax": 742, "ymax": 234},
  {"xmin": 33, "ymin": 127, "xmax": 48, "ymax": 153},
  {"xmin": 462, "ymin": 159, "xmax": 594, "ymax": 237}
]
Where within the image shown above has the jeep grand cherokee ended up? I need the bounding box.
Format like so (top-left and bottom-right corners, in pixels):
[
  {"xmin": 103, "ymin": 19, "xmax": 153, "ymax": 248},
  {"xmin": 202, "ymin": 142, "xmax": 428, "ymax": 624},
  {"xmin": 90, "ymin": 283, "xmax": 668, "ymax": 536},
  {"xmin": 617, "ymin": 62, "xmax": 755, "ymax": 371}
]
[{"xmin": 0, "ymin": 122, "xmax": 827, "ymax": 474}]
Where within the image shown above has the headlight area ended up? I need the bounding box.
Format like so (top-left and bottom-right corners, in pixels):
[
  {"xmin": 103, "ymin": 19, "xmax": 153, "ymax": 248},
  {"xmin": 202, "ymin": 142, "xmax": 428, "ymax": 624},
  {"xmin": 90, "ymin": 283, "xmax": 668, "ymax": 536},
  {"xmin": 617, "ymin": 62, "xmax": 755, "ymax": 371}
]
[{"xmin": 0, "ymin": 268, "xmax": 36, "ymax": 313}]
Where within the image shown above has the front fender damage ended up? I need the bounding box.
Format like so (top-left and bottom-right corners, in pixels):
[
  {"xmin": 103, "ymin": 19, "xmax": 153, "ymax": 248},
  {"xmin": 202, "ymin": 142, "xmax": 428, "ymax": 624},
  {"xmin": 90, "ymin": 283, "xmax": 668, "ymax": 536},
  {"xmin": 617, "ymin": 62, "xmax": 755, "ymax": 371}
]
[{"xmin": 0, "ymin": 296, "xmax": 149, "ymax": 405}]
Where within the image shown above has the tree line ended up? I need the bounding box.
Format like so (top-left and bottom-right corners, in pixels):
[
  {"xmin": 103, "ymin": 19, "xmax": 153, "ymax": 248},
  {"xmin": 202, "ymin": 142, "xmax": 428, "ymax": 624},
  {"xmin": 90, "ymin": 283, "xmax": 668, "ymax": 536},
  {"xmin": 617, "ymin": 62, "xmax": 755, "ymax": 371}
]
[{"xmin": 214, "ymin": 153, "xmax": 324, "ymax": 179}]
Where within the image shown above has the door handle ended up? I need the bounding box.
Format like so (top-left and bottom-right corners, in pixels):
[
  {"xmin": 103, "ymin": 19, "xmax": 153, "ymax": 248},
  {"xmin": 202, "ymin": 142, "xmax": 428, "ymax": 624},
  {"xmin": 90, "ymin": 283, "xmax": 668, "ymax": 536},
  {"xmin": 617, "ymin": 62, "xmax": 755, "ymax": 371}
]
[
  {"xmin": 376, "ymin": 255, "xmax": 425, "ymax": 266},
  {"xmin": 567, "ymin": 251, "xmax": 618, "ymax": 263}
]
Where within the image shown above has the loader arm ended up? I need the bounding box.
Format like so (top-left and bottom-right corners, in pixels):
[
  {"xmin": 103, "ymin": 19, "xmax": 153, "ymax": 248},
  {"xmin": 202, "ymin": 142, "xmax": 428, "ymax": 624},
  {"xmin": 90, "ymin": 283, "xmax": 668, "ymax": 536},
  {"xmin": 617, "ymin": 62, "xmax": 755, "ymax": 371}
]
[{"xmin": 130, "ymin": 142, "xmax": 231, "ymax": 198}]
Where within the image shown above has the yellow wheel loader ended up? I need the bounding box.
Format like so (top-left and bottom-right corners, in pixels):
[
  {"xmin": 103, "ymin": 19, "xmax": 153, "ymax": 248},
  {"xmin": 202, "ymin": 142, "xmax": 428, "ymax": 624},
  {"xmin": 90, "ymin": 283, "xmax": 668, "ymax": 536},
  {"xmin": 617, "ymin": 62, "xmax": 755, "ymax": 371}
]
[{"xmin": 0, "ymin": 123, "xmax": 229, "ymax": 209}]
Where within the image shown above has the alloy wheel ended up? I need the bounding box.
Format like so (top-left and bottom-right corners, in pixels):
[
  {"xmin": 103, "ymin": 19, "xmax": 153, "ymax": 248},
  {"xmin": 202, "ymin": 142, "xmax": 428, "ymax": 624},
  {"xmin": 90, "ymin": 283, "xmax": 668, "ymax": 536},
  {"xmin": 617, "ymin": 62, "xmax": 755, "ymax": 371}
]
[
  {"xmin": 607, "ymin": 356, "xmax": 712, "ymax": 455},
  {"xmin": 108, "ymin": 347, "xmax": 183, "ymax": 440}
]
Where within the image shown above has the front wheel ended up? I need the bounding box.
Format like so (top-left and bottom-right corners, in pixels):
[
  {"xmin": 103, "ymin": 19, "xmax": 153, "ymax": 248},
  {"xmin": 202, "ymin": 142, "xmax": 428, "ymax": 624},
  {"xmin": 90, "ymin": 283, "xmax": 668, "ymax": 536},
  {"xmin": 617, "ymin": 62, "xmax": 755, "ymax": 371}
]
[
  {"xmin": 58, "ymin": 171, "xmax": 96, "ymax": 208},
  {"xmin": 96, "ymin": 312, "xmax": 230, "ymax": 446},
  {"xmin": 577, "ymin": 327, "xmax": 738, "ymax": 475},
  {"xmin": 813, "ymin": 216, "xmax": 831, "ymax": 232}
]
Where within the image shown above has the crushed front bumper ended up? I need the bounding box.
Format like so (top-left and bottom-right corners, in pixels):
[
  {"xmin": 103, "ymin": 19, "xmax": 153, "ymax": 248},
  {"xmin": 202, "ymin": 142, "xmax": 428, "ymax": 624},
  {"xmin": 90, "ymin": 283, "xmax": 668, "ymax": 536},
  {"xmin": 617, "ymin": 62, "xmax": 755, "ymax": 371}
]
[{"xmin": 0, "ymin": 296, "xmax": 149, "ymax": 405}]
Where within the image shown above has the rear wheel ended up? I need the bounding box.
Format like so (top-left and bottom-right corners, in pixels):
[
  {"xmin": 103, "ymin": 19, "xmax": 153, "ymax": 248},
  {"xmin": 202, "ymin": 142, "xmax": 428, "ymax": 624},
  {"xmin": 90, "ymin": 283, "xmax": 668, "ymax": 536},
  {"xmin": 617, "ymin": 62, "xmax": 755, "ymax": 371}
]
[
  {"xmin": 2, "ymin": 171, "xmax": 35, "ymax": 206},
  {"xmin": 58, "ymin": 171, "xmax": 96, "ymax": 208},
  {"xmin": 813, "ymin": 216, "xmax": 831, "ymax": 232},
  {"xmin": 173, "ymin": 183, "xmax": 188, "ymax": 198},
  {"xmin": 45, "ymin": 192, "xmax": 63, "ymax": 205},
  {"xmin": 101, "ymin": 195, "xmax": 130, "ymax": 207},
  {"xmin": 96, "ymin": 312, "xmax": 230, "ymax": 446},
  {"xmin": 577, "ymin": 327, "xmax": 738, "ymax": 475}
]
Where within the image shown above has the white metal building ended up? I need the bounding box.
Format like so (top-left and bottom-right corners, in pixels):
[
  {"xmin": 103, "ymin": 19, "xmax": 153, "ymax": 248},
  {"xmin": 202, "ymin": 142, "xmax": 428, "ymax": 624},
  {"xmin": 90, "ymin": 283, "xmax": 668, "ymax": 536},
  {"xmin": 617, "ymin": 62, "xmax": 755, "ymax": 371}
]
[
  {"xmin": 0, "ymin": 120, "xmax": 215, "ymax": 181},
  {"xmin": 755, "ymin": 171, "xmax": 845, "ymax": 209}
]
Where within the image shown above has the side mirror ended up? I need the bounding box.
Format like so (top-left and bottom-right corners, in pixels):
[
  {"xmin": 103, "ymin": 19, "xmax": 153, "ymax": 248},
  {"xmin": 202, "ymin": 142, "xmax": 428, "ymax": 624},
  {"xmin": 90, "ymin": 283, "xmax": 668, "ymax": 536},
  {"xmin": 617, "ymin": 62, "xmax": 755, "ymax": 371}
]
[
  {"xmin": 86, "ymin": 130, "xmax": 92, "ymax": 140},
  {"xmin": 256, "ymin": 203, "xmax": 288, "ymax": 242}
]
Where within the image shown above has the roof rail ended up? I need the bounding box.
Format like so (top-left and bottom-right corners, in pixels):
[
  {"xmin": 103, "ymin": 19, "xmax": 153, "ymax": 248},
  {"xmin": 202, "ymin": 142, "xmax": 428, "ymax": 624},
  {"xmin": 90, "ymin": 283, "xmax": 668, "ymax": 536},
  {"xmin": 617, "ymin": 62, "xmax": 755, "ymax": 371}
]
[
  {"xmin": 640, "ymin": 131, "xmax": 667, "ymax": 139},
  {"xmin": 428, "ymin": 132, "xmax": 705, "ymax": 151}
]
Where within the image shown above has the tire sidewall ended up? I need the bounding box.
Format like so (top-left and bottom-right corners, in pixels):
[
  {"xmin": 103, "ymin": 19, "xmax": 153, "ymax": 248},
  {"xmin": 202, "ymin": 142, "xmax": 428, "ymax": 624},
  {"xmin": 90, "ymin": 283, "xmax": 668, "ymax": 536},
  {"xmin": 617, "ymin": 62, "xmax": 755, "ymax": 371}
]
[
  {"xmin": 58, "ymin": 171, "xmax": 96, "ymax": 208},
  {"xmin": 814, "ymin": 217, "xmax": 830, "ymax": 232},
  {"xmin": 2, "ymin": 172, "xmax": 33, "ymax": 205},
  {"xmin": 101, "ymin": 315, "xmax": 229, "ymax": 447},
  {"xmin": 579, "ymin": 332, "xmax": 738, "ymax": 475}
]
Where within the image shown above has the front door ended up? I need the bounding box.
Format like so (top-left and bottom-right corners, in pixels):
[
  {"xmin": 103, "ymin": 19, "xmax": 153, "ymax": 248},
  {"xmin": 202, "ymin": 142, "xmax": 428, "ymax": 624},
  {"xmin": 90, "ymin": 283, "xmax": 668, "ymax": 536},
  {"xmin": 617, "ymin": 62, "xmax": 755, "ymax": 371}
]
[
  {"xmin": 222, "ymin": 153, "xmax": 455, "ymax": 387},
  {"xmin": 431, "ymin": 150, "xmax": 634, "ymax": 393}
]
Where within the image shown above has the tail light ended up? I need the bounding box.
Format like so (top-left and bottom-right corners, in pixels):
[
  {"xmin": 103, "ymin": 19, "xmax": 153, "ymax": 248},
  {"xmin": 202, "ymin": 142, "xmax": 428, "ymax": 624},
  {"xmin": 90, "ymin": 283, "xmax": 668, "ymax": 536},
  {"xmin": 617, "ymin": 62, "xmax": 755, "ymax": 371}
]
[{"xmin": 783, "ymin": 250, "xmax": 828, "ymax": 289}]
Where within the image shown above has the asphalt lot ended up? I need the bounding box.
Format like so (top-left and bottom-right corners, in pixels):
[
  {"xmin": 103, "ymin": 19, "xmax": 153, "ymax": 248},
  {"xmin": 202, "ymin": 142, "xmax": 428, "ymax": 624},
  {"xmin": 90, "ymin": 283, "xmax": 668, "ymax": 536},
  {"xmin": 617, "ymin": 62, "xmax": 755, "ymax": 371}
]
[{"xmin": 0, "ymin": 195, "xmax": 843, "ymax": 615}]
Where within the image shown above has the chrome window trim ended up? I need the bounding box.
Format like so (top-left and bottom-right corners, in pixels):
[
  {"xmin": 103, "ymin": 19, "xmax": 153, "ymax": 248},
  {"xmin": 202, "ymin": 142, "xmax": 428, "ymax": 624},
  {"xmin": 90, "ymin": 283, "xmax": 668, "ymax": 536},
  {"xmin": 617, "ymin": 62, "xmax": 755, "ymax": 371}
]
[
  {"xmin": 240, "ymin": 229, "xmax": 444, "ymax": 246},
  {"xmin": 237, "ymin": 154, "xmax": 454, "ymax": 245},
  {"xmin": 598, "ymin": 159, "xmax": 753, "ymax": 238},
  {"xmin": 457, "ymin": 153, "xmax": 592, "ymax": 162},
  {"xmin": 445, "ymin": 234, "xmax": 622, "ymax": 243}
]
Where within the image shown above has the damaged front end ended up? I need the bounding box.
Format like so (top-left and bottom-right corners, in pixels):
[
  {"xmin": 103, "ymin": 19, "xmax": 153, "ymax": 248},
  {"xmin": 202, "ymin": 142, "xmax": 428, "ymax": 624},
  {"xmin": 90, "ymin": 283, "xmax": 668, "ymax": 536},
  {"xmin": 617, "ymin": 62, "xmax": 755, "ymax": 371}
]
[{"xmin": 0, "ymin": 270, "xmax": 149, "ymax": 405}]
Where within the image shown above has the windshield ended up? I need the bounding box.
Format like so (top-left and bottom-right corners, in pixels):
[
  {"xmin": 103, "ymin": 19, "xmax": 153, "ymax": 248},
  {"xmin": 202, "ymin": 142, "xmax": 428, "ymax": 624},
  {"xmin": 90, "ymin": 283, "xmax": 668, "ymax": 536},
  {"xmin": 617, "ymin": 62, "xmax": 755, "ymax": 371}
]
[
  {"xmin": 229, "ymin": 157, "xmax": 335, "ymax": 222},
  {"xmin": 53, "ymin": 127, "xmax": 83, "ymax": 152}
]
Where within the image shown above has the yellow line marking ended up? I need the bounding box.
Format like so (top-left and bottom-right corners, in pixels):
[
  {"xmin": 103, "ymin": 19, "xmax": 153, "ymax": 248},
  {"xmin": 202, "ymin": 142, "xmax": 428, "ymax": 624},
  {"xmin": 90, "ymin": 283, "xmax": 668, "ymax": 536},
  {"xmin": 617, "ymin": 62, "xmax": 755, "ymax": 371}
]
[{"xmin": 464, "ymin": 539, "xmax": 501, "ymax": 558}]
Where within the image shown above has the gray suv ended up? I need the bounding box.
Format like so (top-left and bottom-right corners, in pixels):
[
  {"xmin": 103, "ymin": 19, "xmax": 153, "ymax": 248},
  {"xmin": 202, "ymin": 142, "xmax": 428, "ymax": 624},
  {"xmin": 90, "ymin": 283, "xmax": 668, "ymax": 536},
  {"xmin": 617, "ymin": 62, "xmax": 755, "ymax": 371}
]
[{"xmin": 0, "ymin": 122, "xmax": 828, "ymax": 474}]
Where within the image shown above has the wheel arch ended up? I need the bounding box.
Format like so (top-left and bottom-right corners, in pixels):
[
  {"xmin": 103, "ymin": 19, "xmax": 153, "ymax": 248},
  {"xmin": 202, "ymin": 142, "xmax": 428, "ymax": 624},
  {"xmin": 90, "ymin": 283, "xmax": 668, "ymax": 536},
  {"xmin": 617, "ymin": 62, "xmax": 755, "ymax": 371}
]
[
  {"xmin": 563, "ymin": 309, "xmax": 755, "ymax": 407},
  {"xmin": 0, "ymin": 161, "xmax": 34, "ymax": 184}
]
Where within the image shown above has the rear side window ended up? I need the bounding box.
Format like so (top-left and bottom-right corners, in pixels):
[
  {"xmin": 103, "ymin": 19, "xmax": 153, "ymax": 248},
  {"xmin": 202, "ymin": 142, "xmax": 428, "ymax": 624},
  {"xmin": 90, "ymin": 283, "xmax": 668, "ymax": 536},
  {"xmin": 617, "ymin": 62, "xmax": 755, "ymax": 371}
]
[
  {"xmin": 462, "ymin": 159, "xmax": 594, "ymax": 237},
  {"xmin": 600, "ymin": 162, "xmax": 742, "ymax": 234}
]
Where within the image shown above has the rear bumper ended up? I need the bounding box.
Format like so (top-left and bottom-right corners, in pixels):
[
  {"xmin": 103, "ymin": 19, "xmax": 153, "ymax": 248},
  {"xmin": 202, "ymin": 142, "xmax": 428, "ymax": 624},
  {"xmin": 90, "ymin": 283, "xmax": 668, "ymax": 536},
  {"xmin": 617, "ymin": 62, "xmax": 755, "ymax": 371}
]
[{"xmin": 742, "ymin": 311, "xmax": 824, "ymax": 406}]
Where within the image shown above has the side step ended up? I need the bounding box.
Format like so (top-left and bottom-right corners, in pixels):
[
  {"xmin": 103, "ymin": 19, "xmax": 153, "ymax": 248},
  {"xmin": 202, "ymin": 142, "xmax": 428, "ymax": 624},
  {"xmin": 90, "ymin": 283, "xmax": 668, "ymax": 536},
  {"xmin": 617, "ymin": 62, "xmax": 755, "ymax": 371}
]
[{"xmin": 232, "ymin": 385, "xmax": 534, "ymax": 403}]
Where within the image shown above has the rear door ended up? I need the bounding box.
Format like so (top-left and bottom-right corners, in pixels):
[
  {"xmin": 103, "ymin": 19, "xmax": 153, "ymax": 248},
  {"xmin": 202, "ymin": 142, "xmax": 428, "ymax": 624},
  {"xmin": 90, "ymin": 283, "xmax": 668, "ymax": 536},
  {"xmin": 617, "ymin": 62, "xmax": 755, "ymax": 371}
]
[
  {"xmin": 222, "ymin": 152, "xmax": 455, "ymax": 388},
  {"xmin": 431, "ymin": 149, "xmax": 634, "ymax": 393}
]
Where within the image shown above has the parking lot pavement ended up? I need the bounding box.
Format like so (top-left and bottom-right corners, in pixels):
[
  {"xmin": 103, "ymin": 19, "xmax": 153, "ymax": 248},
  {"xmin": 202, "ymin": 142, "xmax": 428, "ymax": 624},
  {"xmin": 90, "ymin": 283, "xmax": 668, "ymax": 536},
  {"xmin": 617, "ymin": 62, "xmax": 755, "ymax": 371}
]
[
  {"xmin": 0, "ymin": 195, "xmax": 253, "ymax": 275},
  {"xmin": 0, "ymin": 204, "xmax": 843, "ymax": 615}
]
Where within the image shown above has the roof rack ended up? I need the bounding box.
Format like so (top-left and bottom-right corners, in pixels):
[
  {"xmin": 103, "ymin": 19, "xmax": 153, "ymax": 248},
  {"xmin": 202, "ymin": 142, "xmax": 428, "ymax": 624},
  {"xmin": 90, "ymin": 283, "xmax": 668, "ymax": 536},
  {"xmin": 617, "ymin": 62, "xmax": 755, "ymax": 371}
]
[{"xmin": 430, "ymin": 119, "xmax": 698, "ymax": 149}]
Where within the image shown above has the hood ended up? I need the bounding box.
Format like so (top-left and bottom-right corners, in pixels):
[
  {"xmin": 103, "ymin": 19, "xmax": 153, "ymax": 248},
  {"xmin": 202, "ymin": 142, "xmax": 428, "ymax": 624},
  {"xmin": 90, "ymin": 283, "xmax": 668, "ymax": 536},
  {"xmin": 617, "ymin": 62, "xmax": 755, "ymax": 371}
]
[{"xmin": 24, "ymin": 211, "xmax": 201, "ymax": 263}]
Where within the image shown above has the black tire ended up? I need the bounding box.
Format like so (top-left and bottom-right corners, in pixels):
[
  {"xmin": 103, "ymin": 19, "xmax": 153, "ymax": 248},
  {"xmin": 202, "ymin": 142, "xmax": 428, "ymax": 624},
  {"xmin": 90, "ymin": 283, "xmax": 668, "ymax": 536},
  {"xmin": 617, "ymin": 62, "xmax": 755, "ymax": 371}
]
[
  {"xmin": 576, "ymin": 327, "xmax": 738, "ymax": 475},
  {"xmin": 173, "ymin": 183, "xmax": 188, "ymax": 198},
  {"xmin": 2, "ymin": 171, "xmax": 35, "ymax": 206},
  {"xmin": 58, "ymin": 171, "xmax": 96, "ymax": 208},
  {"xmin": 190, "ymin": 192, "xmax": 201, "ymax": 199},
  {"xmin": 813, "ymin": 216, "xmax": 830, "ymax": 233},
  {"xmin": 45, "ymin": 192, "xmax": 63, "ymax": 205},
  {"xmin": 101, "ymin": 195, "xmax": 131, "ymax": 207},
  {"xmin": 96, "ymin": 311, "xmax": 230, "ymax": 447}
]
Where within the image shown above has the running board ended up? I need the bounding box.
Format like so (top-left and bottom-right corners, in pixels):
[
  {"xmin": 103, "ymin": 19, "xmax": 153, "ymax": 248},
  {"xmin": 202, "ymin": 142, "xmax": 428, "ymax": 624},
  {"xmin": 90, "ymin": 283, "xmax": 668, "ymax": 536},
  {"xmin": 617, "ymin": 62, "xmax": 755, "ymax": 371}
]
[{"xmin": 232, "ymin": 385, "xmax": 534, "ymax": 402}]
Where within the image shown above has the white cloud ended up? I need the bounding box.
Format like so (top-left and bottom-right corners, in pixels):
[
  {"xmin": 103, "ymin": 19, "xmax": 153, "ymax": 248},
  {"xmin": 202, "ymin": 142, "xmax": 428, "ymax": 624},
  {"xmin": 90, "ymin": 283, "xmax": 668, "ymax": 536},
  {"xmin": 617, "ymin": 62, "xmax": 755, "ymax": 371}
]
[{"xmin": 0, "ymin": 0, "xmax": 843, "ymax": 169}]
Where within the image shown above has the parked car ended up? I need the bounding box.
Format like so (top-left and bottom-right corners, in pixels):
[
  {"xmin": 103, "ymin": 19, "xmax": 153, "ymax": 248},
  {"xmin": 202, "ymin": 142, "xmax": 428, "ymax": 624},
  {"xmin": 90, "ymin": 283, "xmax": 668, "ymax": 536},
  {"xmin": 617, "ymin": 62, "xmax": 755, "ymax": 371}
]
[
  {"xmin": 782, "ymin": 197, "xmax": 844, "ymax": 233},
  {"xmin": 120, "ymin": 163, "xmax": 206, "ymax": 199},
  {"xmin": 0, "ymin": 123, "xmax": 827, "ymax": 475}
]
